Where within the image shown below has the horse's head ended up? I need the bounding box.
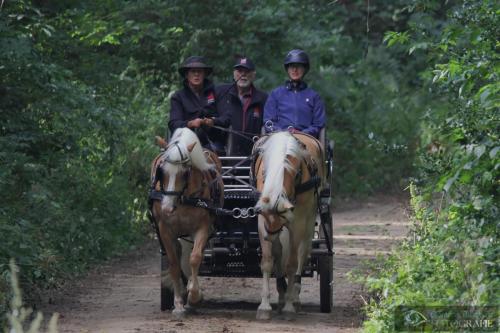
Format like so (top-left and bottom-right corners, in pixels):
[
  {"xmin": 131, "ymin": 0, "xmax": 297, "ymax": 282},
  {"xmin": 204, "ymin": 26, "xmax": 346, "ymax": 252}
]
[
  {"xmin": 153, "ymin": 128, "xmax": 216, "ymax": 216},
  {"xmin": 254, "ymin": 132, "xmax": 306, "ymax": 239},
  {"xmin": 159, "ymin": 139, "xmax": 197, "ymax": 215}
]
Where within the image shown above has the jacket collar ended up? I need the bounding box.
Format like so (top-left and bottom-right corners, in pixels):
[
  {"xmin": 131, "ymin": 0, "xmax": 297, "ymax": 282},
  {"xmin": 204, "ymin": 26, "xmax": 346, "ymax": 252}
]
[{"xmin": 285, "ymin": 80, "xmax": 308, "ymax": 91}]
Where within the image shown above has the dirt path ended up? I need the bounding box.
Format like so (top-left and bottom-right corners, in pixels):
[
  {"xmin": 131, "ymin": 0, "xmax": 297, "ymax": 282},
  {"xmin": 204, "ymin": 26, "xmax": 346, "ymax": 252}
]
[{"xmin": 40, "ymin": 195, "xmax": 409, "ymax": 333}]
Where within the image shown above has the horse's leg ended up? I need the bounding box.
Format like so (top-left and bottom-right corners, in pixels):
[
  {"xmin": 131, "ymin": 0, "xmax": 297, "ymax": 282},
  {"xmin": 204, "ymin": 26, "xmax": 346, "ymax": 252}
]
[
  {"xmin": 257, "ymin": 215, "xmax": 273, "ymax": 320},
  {"xmin": 292, "ymin": 241, "xmax": 308, "ymax": 312},
  {"xmin": 180, "ymin": 238, "xmax": 193, "ymax": 280},
  {"xmin": 159, "ymin": 226, "xmax": 186, "ymax": 318},
  {"xmin": 275, "ymin": 228, "xmax": 289, "ymax": 313},
  {"xmin": 186, "ymin": 223, "xmax": 209, "ymax": 306},
  {"xmin": 282, "ymin": 227, "xmax": 299, "ymax": 319},
  {"xmin": 290, "ymin": 208, "xmax": 316, "ymax": 313}
]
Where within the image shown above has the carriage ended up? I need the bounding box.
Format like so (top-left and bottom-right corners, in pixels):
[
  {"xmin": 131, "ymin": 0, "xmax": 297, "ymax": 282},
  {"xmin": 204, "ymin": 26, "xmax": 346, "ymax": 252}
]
[{"xmin": 150, "ymin": 128, "xmax": 334, "ymax": 314}]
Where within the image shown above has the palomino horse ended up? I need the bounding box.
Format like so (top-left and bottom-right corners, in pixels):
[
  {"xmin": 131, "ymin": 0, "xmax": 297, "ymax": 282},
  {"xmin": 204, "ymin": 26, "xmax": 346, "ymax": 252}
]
[
  {"xmin": 149, "ymin": 128, "xmax": 223, "ymax": 318},
  {"xmin": 252, "ymin": 131, "xmax": 325, "ymax": 320}
]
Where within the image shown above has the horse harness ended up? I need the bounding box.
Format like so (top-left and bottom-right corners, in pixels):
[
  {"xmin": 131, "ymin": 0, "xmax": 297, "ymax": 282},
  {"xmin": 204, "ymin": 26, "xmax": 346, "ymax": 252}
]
[
  {"xmin": 148, "ymin": 146, "xmax": 223, "ymax": 215},
  {"xmin": 251, "ymin": 134, "xmax": 323, "ymax": 234}
]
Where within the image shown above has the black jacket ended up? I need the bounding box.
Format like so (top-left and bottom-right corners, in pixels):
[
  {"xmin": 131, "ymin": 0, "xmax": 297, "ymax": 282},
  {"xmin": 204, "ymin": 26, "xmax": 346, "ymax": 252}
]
[
  {"xmin": 215, "ymin": 84, "xmax": 268, "ymax": 156},
  {"xmin": 168, "ymin": 79, "xmax": 225, "ymax": 147}
]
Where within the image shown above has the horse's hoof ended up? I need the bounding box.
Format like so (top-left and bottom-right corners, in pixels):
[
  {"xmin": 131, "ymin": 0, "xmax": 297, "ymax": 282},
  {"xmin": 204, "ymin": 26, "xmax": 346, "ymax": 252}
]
[
  {"xmin": 256, "ymin": 309, "xmax": 272, "ymax": 320},
  {"xmin": 187, "ymin": 291, "xmax": 203, "ymax": 306},
  {"xmin": 293, "ymin": 302, "xmax": 301, "ymax": 312},
  {"xmin": 184, "ymin": 304, "xmax": 198, "ymax": 315},
  {"xmin": 277, "ymin": 302, "xmax": 285, "ymax": 314},
  {"xmin": 172, "ymin": 308, "xmax": 186, "ymax": 319},
  {"xmin": 282, "ymin": 304, "xmax": 296, "ymax": 320},
  {"xmin": 283, "ymin": 310, "xmax": 296, "ymax": 321}
]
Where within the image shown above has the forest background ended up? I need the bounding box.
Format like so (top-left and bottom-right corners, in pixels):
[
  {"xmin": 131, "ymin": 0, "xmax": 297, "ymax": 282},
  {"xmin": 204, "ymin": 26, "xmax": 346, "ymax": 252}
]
[{"xmin": 1, "ymin": 0, "xmax": 498, "ymax": 331}]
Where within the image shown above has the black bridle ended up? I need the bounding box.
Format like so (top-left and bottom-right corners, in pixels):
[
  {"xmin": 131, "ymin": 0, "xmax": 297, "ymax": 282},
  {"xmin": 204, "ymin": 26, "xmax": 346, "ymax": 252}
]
[{"xmin": 156, "ymin": 141, "xmax": 192, "ymax": 199}]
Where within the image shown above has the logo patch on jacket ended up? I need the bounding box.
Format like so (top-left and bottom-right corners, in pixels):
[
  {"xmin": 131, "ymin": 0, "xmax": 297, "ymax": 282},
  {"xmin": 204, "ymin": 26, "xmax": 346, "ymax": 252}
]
[
  {"xmin": 207, "ymin": 92, "xmax": 215, "ymax": 105},
  {"xmin": 253, "ymin": 106, "xmax": 261, "ymax": 118}
]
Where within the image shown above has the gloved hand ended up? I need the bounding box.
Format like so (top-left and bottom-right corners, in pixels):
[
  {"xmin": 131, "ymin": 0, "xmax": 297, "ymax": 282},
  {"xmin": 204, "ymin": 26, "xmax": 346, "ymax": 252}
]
[
  {"xmin": 202, "ymin": 118, "xmax": 214, "ymax": 127},
  {"xmin": 187, "ymin": 118, "xmax": 203, "ymax": 128}
]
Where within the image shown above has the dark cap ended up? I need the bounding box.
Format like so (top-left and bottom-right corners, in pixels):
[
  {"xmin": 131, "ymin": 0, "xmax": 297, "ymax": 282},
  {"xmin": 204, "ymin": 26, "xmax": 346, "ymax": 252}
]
[
  {"xmin": 233, "ymin": 57, "xmax": 255, "ymax": 71},
  {"xmin": 178, "ymin": 56, "xmax": 213, "ymax": 76}
]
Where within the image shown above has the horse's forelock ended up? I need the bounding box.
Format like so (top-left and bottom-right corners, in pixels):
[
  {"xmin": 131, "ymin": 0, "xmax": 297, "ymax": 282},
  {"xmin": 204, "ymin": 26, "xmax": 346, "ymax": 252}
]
[
  {"xmin": 260, "ymin": 132, "xmax": 305, "ymax": 207},
  {"xmin": 164, "ymin": 142, "xmax": 187, "ymax": 165},
  {"xmin": 168, "ymin": 127, "xmax": 213, "ymax": 171}
]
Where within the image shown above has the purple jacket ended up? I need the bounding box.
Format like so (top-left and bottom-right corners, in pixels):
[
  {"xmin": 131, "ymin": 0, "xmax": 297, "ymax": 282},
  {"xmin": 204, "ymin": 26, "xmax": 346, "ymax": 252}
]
[{"xmin": 263, "ymin": 80, "xmax": 326, "ymax": 138}]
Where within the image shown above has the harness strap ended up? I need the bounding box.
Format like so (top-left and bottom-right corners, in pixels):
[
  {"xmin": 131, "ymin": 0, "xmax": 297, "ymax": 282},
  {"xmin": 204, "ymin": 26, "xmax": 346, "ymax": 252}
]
[
  {"xmin": 147, "ymin": 209, "xmax": 166, "ymax": 255},
  {"xmin": 147, "ymin": 189, "xmax": 166, "ymax": 255},
  {"xmin": 149, "ymin": 189, "xmax": 235, "ymax": 217},
  {"xmin": 295, "ymin": 175, "xmax": 321, "ymax": 194},
  {"xmin": 212, "ymin": 124, "xmax": 259, "ymax": 143},
  {"xmin": 264, "ymin": 223, "xmax": 283, "ymax": 236},
  {"xmin": 180, "ymin": 196, "xmax": 216, "ymax": 210},
  {"xmin": 174, "ymin": 143, "xmax": 186, "ymax": 162},
  {"xmin": 149, "ymin": 189, "xmax": 164, "ymax": 201}
]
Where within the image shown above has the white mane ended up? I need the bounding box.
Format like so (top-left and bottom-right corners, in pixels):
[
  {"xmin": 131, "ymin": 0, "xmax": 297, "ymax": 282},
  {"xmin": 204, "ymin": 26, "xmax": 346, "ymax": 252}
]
[
  {"xmin": 260, "ymin": 131, "xmax": 307, "ymax": 208},
  {"xmin": 163, "ymin": 127, "xmax": 214, "ymax": 173}
]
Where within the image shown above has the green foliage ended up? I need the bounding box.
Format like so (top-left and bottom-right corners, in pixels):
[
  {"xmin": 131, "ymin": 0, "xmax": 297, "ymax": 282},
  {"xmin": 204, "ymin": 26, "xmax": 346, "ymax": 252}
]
[
  {"xmin": 4, "ymin": 0, "xmax": 491, "ymax": 328},
  {"xmin": 359, "ymin": 1, "xmax": 499, "ymax": 331},
  {"xmin": 6, "ymin": 260, "xmax": 58, "ymax": 333},
  {"xmin": 0, "ymin": 0, "xmax": 160, "ymax": 323}
]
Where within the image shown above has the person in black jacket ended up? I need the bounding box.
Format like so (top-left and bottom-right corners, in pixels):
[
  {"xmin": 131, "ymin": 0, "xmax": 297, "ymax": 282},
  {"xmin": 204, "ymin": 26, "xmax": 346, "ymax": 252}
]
[
  {"xmin": 168, "ymin": 56, "xmax": 226, "ymax": 153},
  {"xmin": 216, "ymin": 57, "xmax": 268, "ymax": 156}
]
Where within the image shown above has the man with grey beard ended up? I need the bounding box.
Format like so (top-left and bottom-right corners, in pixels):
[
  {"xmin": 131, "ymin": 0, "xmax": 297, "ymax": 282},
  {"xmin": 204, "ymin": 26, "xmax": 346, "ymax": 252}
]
[{"xmin": 215, "ymin": 57, "xmax": 268, "ymax": 156}]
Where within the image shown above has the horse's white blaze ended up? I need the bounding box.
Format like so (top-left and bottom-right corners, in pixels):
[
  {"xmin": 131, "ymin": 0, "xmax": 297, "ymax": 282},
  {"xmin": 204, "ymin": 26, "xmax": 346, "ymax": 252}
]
[{"xmin": 161, "ymin": 166, "xmax": 179, "ymax": 212}]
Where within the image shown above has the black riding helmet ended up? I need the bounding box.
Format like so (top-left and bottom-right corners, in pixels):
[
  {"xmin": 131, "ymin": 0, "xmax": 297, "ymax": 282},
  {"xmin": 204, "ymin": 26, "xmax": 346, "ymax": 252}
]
[
  {"xmin": 283, "ymin": 49, "xmax": 310, "ymax": 73},
  {"xmin": 178, "ymin": 56, "xmax": 213, "ymax": 77}
]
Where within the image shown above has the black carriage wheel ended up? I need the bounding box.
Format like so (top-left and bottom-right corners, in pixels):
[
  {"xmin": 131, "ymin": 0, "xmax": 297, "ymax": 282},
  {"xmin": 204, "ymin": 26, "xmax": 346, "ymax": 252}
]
[
  {"xmin": 319, "ymin": 217, "xmax": 333, "ymax": 241},
  {"xmin": 318, "ymin": 201, "xmax": 333, "ymax": 313},
  {"xmin": 319, "ymin": 254, "xmax": 333, "ymax": 313},
  {"xmin": 319, "ymin": 203, "xmax": 333, "ymax": 253}
]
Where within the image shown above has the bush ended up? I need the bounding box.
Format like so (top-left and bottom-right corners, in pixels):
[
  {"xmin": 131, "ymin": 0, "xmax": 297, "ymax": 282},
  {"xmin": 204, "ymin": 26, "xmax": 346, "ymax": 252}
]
[{"xmin": 359, "ymin": 1, "xmax": 499, "ymax": 331}]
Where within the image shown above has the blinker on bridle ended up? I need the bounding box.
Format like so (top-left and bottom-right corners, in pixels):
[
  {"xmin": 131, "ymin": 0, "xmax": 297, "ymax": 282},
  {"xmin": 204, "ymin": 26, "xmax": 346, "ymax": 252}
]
[
  {"xmin": 164, "ymin": 141, "xmax": 191, "ymax": 165},
  {"xmin": 158, "ymin": 141, "xmax": 192, "ymax": 198}
]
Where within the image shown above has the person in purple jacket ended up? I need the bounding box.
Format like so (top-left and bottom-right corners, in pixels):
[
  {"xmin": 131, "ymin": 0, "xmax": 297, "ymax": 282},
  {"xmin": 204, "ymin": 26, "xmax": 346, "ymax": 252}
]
[{"xmin": 263, "ymin": 49, "xmax": 326, "ymax": 138}]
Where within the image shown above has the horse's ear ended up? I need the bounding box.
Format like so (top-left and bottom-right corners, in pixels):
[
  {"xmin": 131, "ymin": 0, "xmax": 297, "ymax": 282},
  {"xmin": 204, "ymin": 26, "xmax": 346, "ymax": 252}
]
[
  {"xmin": 187, "ymin": 141, "xmax": 197, "ymax": 152},
  {"xmin": 155, "ymin": 136, "xmax": 168, "ymax": 149}
]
